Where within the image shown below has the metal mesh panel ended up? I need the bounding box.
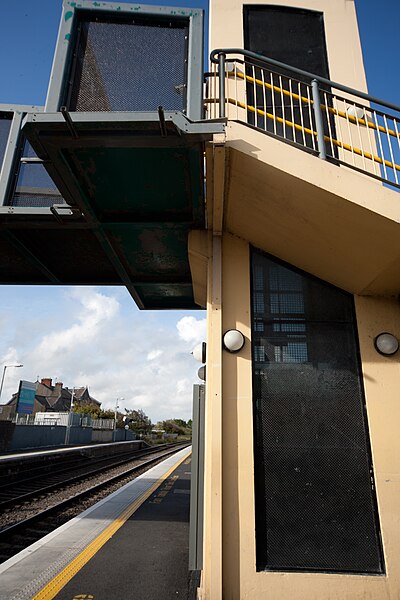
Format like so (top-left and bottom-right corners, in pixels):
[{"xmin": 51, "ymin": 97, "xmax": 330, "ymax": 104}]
[
  {"xmin": 0, "ymin": 112, "xmax": 12, "ymax": 173},
  {"xmin": 8, "ymin": 139, "xmax": 65, "ymax": 208},
  {"xmin": 243, "ymin": 7, "xmax": 337, "ymax": 154},
  {"xmin": 251, "ymin": 249, "xmax": 384, "ymax": 574},
  {"xmin": 67, "ymin": 14, "xmax": 188, "ymax": 112}
]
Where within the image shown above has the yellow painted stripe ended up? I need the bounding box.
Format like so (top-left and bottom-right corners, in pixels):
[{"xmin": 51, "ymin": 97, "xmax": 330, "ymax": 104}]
[
  {"xmin": 32, "ymin": 450, "xmax": 191, "ymax": 600},
  {"xmin": 225, "ymin": 97, "xmax": 400, "ymax": 173},
  {"xmin": 225, "ymin": 70, "xmax": 400, "ymax": 140}
]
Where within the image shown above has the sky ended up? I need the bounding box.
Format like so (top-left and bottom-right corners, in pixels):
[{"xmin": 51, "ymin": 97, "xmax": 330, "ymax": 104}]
[{"xmin": 0, "ymin": 0, "xmax": 398, "ymax": 422}]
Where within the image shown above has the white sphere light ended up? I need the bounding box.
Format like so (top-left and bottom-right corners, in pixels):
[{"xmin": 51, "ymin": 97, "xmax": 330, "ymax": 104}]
[
  {"xmin": 223, "ymin": 329, "xmax": 245, "ymax": 353},
  {"xmin": 198, "ymin": 365, "xmax": 206, "ymax": 381},
  {"xmin": 192, "ymin": 342, "xmax": 206, "ymax": 363},
  {"xmin": 374, "ymin": 332, "xmax": 399, "ymax": 356},
  {"xmin": 347, "ymin": 105, "xmax": 365, "ymax": 120}
]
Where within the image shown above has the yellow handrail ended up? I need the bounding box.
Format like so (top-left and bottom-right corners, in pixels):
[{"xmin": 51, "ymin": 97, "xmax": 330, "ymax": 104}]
[
  {"xmin": 229, "ymin": 70, "xmax": 400, "ymax": 140},
  {"xmin": 220, "ymin": 97, "xmax": 400, "ymax": 173}
]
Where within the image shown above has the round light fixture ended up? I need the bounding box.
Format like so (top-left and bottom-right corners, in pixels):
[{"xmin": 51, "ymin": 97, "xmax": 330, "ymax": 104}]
[
  {"xmin": 374, "ymin": 332, "xmax": 399, "ymax": 356},
  {"xmin": 192, "ymin": 342, "xmax": 206, "ymax": 363},
  {"xmin": 198, "ymin": 365, "xmax": 206, "ymax": 381},
  {"xmin": 347, "ymin": 105, "xmax": 365, "ymax": 120},
  {"xmin": 223, "ymin": 329, "xmax": 245, "ymax": 353}
]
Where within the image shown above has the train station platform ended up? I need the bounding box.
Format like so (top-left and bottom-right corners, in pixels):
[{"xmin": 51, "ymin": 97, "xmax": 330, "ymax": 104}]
[{"xmin": 0, "ymin": 446, "xmax": 192, "ymax": 600}]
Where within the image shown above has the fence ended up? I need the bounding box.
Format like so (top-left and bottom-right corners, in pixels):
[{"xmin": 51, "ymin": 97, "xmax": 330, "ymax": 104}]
[{"xmin": 207, "ymin": 49, "xmax": 400, "ymax": 190}]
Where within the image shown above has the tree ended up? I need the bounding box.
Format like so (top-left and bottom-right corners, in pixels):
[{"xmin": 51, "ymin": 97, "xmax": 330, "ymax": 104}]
[
  {"xmin": 72, "ymin": 403, "xmax": 101, "ymax": 418},
  {"xmin": 162, "ymin": 419, "xmax": 189, "ymax": 435},
  {"xmin": 124, "ymin": 408, "xmax": 152, "ymax": 433}
]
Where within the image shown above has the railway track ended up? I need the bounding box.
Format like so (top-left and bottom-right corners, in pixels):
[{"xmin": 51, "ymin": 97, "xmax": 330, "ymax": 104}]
[
  {"xmin": 0, "ymin": 442, "xmax": 190, "ymax": 564},
  {"xmin": 0, "ymin": 443, "xmax": 179, "ymax": 509}
]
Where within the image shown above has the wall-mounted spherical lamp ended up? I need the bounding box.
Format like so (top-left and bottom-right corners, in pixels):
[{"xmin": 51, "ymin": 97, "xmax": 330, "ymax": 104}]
[
  {"xmin": 192, "ymin": 342, "xmax": 206, "ymax": 363},
  {"xmin": 374, "ymin": 332, "xmax": 399, "ymax": 356},
  {"xmin": 347, "ymin": 105, "xmax": 365, "ymax": 120},
  {"xmin": 223, "ymin": 329, "xmax": 245, "ymax": 353},
  {"xmin": 198, "ymin": 365, "xmax": 206, "ymax": 381}
]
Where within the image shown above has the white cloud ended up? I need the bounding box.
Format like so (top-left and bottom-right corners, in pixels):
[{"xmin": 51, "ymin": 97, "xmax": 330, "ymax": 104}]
[
  {"xmin": 147, "ymin": 349, "xmax": 163, "ymax": 361},
  {"xmin": 176, "ymin": 315, "xmax": 207, "ymax": 344},
  {"xmin": 36, "ymin": 289, "xmax": 119, "ymax": 356},
  {"xmin": 0, "ymin": 286, "xmax": 204, "ymax": 423}
]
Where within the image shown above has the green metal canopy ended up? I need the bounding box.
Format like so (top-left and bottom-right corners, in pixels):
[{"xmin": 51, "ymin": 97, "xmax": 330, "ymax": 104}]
[{"xmin": 9, "ymin": 111, "xmax": 223, "ymax": 309}]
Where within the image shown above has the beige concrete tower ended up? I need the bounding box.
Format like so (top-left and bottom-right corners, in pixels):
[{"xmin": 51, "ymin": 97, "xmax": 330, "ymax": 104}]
[{"xmin": 190, "ymin": 1, "xmax": 400, "ymax": 598}]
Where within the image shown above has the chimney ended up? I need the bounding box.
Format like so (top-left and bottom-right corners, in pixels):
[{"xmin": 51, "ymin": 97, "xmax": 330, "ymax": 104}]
[
  {"xmin": 41, "ymin": 377, "xmax": 52, "ymax": 387},
  {"xmin": 55, "ymin": 382, "xmax": 63, "ymax": 394}
]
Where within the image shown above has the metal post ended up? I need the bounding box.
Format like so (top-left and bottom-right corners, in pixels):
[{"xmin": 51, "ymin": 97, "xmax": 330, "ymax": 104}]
[
  {"xmin": 218, "ymin": 53, "xmax": 226, "ymax": 119},
  {"xmin": 114, "ymin": 397, "xmax": 122, "ymax": 441},
  {"xmin": 65, "ymin": 387, "xmax": 75, "ymax": 446},
  {"xmin": 311, "ymin": 79, "xmax": 327, "ymax": 160}
]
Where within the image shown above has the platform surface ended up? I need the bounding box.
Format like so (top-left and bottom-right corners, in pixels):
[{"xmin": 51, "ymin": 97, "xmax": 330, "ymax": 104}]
[{"xmin": 0, "ymin": 447, "xmax": 191, "ymax": 600}]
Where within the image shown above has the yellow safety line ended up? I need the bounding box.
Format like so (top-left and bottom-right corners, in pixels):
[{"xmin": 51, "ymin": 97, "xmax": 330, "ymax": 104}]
[
  {"xmin": 224, "ymin": 97, "xmax": 400, "ymax": 173},
  {"xmin": 32, "ymin": 450, "xmax": 192, "ymax": 600},
  {"xmin": 225, "ymin": 70, "xmax": 400, "ymax": 139}
]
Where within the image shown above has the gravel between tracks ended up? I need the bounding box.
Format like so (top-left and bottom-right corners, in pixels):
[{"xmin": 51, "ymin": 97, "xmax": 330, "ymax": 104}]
[{"xmin": 0, "ymin": 448, "xmax": 184, "ymax": 531}]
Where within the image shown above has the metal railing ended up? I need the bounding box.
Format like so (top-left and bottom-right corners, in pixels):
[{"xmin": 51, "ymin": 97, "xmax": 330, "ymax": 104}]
[{"xmin": 207, "ymin": 49, "xmax": 400, "ymax": 190}]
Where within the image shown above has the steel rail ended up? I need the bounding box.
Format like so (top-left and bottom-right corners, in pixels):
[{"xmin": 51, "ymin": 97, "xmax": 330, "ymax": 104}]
[
  {"xmin": 217, "ymin": 97, "xmax": 400, "ymax": 173},
  {"xmin": 210, "ymin": 48, "xmax": 400, "ymax": 113},
  {"xmin": 224, "ymin": 69, "xmax": 400, "ymax": 139},
  {"xmin": 0, "ymin": 443, "xmax": 185, "ymax": 509},
  {"xmin": 0, "ymin": 443, "xmax": 190, "ymax": 547}
]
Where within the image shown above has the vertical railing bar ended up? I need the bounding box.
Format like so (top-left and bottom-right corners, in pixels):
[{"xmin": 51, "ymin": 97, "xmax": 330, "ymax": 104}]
[
  {"xmin": 383, "ymin": 114, "xmax": 398, "ymax": 183},
  {"xmin": 364, "ymin": 108, "xmax": 377, "ymax": 175},
  {"xmin": 364, "ymin": 107, "xmax": 378, "ymax": 175},
  {"xmin": 354, "ymin": 103, "xmax": 367, "ymax": 171},
  {"xmin": 306, "ymin": 85, "xmax": 316, "ymax": 150},
  {"xmin": 226, "ymin": 62, "xmax": 230, "ymax": 120},
  {"xmin": 261, "ymin": 68, "xmax": 267, "ymax": 131},
  {"xmin": 311, "ymin": 79, "xmax": 327, "ymax": 160},
  {"xmin": 218, "ymin": 52, "xmax": 226, "ymax": 119},
  {"xmin": 289, "ymin": 78, "xmax": 296, "ymax": 143},
  {"xmin": 344, "ymin": 99, "xmax": 356, "ymax": 166},
  {"xmin": 394, "ymin": 118, "xmax": 400, "ymax": 155},
  {"xmin": 214, "ymin": 63, "xmax": 218, "ymax": 119},
  {"xmin": 334, "ymin": 95, "xmax": 345, "ymax": 163},
  {"xmin": 212, "ymin": 62, "xmax": 216, "ymax": 119},
  {"xmin": 252, "ymin": 64, "xmax": 257, "ymax": 128},
  {"xmin": 298, "ymin": 82, "xmax": 306, "ymax": 148},
  {"xmin": 373, "ymin": 110, "xmax": 388, "ymax": 180},
  {"xmin": 244, "ymin": 60, "xmax": 249, "ymax": 125},
  {"xmin": 279, "ymin": 75, "xmax": 286, "ymax": 140},
  {"xmin": 324, "ymin": 91, "xmax": 335, "ymax": 158},
  {"xmin": 270, "ymin": 72, "xmax": 277, "ymax": 136},
  {"xmin": 234, "ymin": 62, "xmax": 239, "ymax": 121}
]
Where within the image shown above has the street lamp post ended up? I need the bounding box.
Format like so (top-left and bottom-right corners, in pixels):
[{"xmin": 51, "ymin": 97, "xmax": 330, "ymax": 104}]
[{"xmin": 0, "ymin": 364, "xmax": 23, "ymax": 403}]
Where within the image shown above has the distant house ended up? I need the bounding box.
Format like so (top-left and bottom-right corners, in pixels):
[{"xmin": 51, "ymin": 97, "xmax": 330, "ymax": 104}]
[{"xmin": 0, "ymin": 378, "xmax": 100, "ymax": 420}]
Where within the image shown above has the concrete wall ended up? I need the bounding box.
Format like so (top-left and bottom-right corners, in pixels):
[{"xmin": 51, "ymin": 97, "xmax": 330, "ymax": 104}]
[
  {"xmin": 113, "ymin": 428, "xmax": 137, "ymax": 442},
  {"xmin": 4, "ymin": 425, "xmax": 92, "ymax": 451},
  {"xmin": 199, "ymin": 232, "xmax": 400, "ymax": 599},
  {"xmin": 8, "ymin": 425, "xmax": 66, "ymax": 450}
]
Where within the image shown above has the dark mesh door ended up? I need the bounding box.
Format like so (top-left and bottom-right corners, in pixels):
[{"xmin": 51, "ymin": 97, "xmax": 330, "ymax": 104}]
[
  {"xmin": 251, "ymin": 249, "xmax": 384, "ymax": 573},
  {"xmin": 0, "ymin": 112, "xmax": 12, "ymax": 175},
  {"xmin": 66, "ymin": 13, "xmax": 188, "ymax": 112},
  {"xmin": 243, "ymin": 6, "xmax": 336, "ymax": 153}
]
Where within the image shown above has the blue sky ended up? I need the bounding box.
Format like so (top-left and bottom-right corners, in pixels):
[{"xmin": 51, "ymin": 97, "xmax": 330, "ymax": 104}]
[{"xmin": 0, "ymin": 0, "xmax": 398, "ymax": 421}]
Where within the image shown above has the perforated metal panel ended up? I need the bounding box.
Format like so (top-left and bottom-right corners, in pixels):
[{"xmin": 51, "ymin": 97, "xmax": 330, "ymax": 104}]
[
  {"xmin": 243, "ymin": 6, "xmax": 336, "ymax": 154},
  {"xmin": 67, "ymin": 13, "xmax": 188, "ymax": 112},
  {"xmin": 0, "ymin": 113, "xmax": 12, "ymax": 173},
  {"xmin": 8, "ymin": 139, "xmax": 64, "ymax": 208},
  {"xmin": 251, "ymin": 249, "xmax": 384, "ymax": 574}
]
